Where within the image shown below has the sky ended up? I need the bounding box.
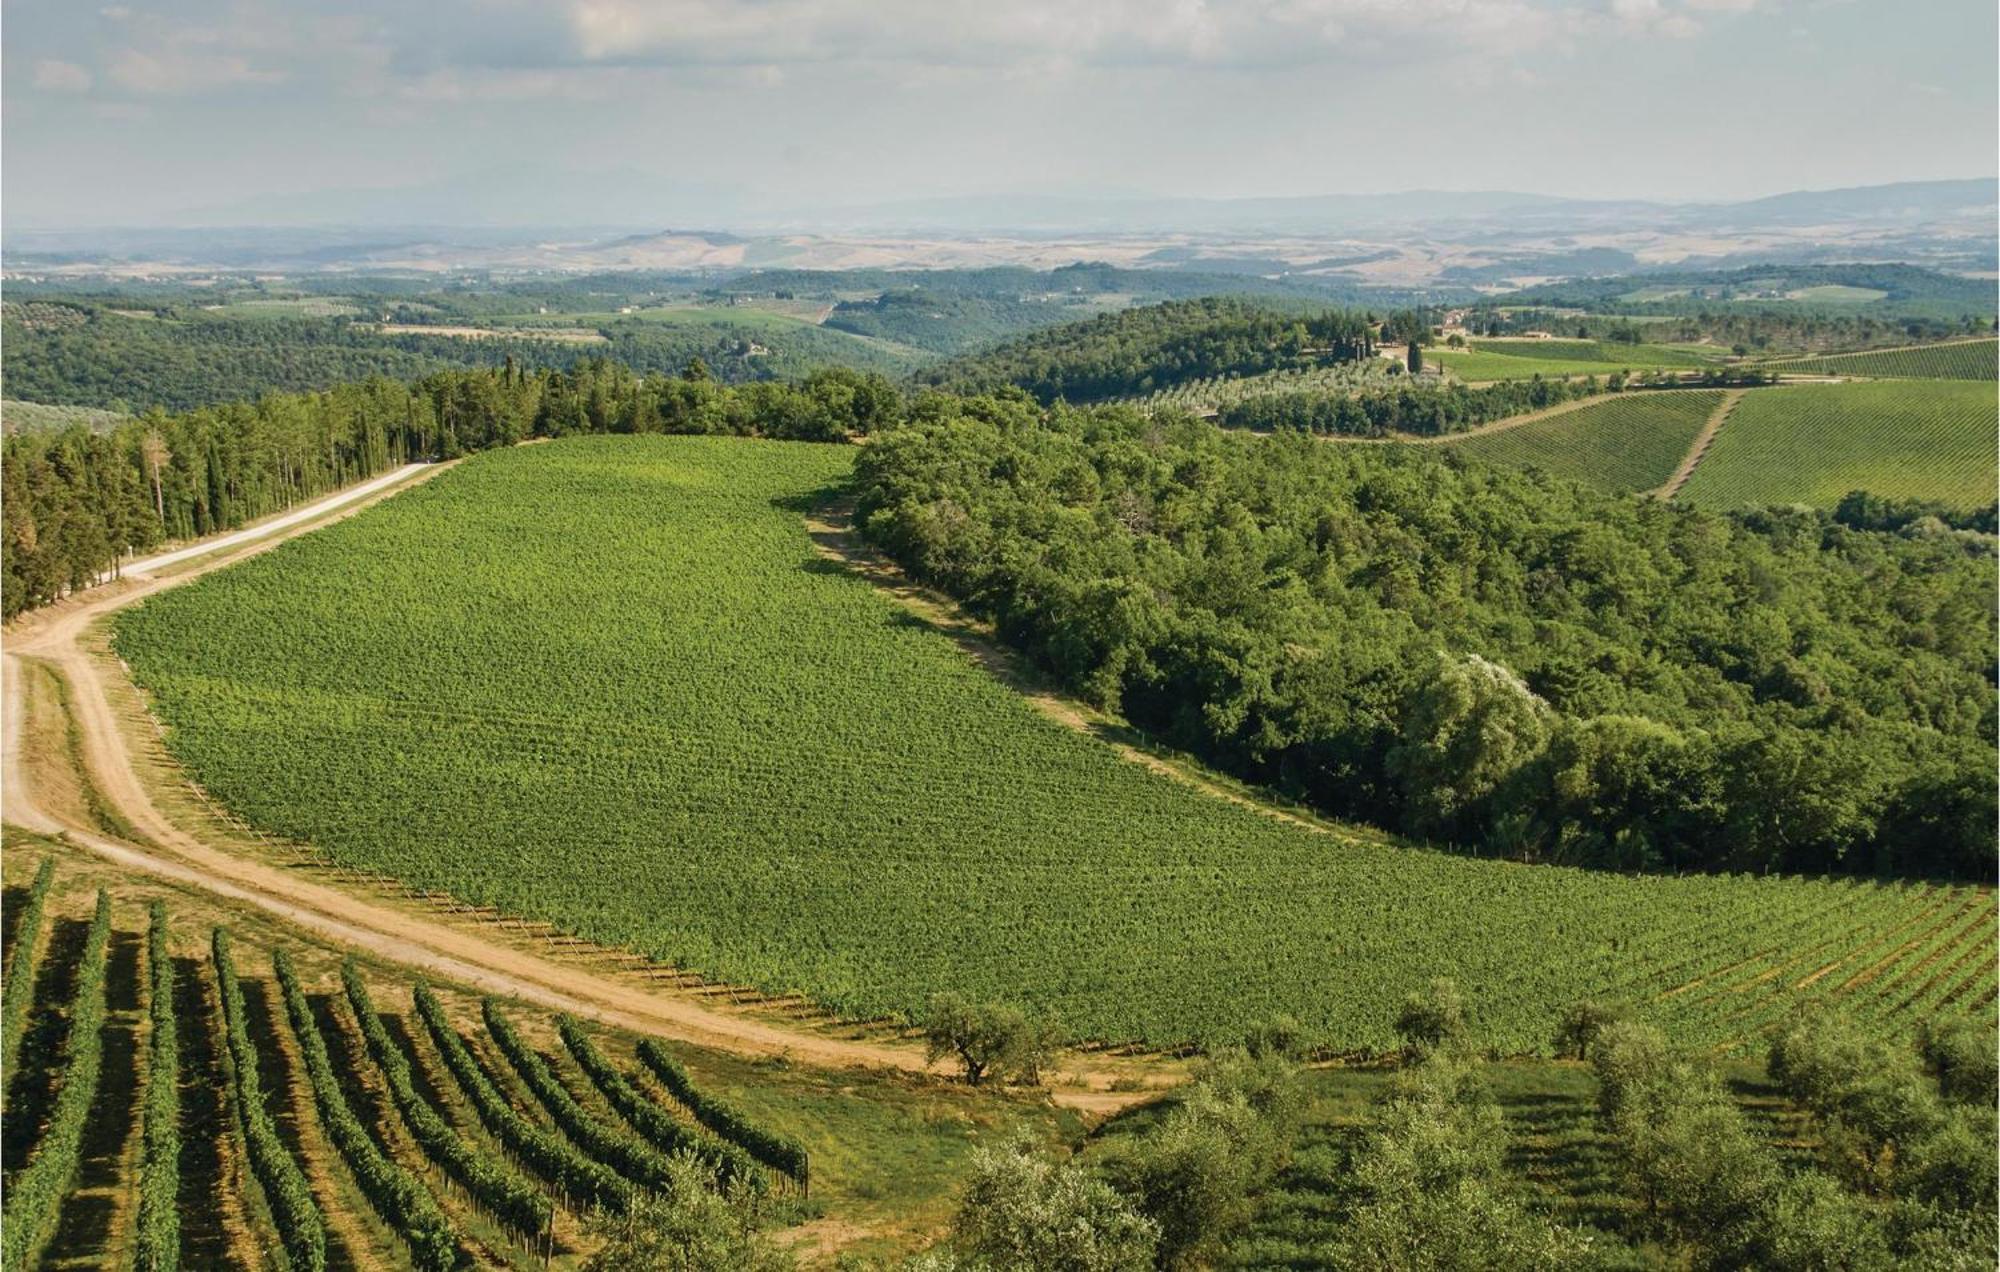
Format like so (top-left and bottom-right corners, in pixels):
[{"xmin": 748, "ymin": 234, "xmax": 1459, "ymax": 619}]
[{"xmin": 4, "ymin": 0, "xmax": 1996, "ymax": 228}]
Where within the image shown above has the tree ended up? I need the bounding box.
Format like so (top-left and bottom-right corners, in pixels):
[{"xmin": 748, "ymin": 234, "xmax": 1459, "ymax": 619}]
[
  {"xmin": 933, "ymin": 1133, "xmax": 1157, "ymax": 1272},
  {"xmin": 1388, "ymin": 654, "xmax": 1553, "ymax": 840},
  {"xmin": 1395, "ymin": 977, "xmax": 1469, "ymax": 1061},
  {"xmin": 582, "ymin": 1154, "xmax": 792, "ymax": 1272},
  {"xmin": 1406, "ymin": 341, "xmax": 1423, "ymax": 375},
  {"xmin": 1334, "ymin": 1057, "xmax": 1590, "ymax": 1270},
  {"xmin": 1552, "ymin": 1000, "xmax": 1627, "ymax": 1061},
  {"xmin": 922, "ymin": 993, "xmax": 1060, "ymax": 1087},
  {"xmin": 139, "ymin": 427, "xmax": 171, "ymax": 525}
]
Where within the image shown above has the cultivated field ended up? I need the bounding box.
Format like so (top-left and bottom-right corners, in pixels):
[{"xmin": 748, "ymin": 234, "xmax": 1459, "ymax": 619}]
[
  {"xmin": 1444, "ymin": 389, "xmax": 1723, "ymax": 493},
  {"xmin": 110, "ymin": 437, "xmax": 1998, "ymax": 1054},
  {"xmin": 1428, "ymin": 339, "xmax": 1725, "ymax": 382},
  {"xmin": 0, "ymin": 844, "xmax": 1035, "ymax": 1269},
  {"xmin": 1763, "ymin": 339, "xmax": 1998, "ymax": 380},
  {"xmin": 1677, "ymin": 380, "xmax": 1998, "ymax": 510}
]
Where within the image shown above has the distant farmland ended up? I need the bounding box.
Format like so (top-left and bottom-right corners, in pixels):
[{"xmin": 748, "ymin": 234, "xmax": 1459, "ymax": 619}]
[{"xmin": 1677, "ymin": 380, "xmax": 1997, "ymax": 510}]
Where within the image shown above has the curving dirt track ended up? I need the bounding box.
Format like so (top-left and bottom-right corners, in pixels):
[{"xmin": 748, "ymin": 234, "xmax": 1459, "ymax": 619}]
[{"xmin": 0, "ymin": 462, "xmax": 1158, "ymax": 1111}]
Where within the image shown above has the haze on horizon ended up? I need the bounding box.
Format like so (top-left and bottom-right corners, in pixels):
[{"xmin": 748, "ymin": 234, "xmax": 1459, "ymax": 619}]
[{"xmin": 3, "ymin": 0, "xmax": 1997, "ymax": 230}]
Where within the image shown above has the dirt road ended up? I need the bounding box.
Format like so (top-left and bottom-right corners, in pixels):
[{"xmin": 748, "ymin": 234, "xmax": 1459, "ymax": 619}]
[{"xmin": 1, "ymin": 462, "xmax": 1160, "ymax": 1110}]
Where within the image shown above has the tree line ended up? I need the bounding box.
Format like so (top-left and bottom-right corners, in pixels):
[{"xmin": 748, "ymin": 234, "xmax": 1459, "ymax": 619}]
[
  {"xmin": 2, "ymin": 358, "xmax": 901, "ymax": 619},
  {"xmin": 914, "ymin": 297, "xmax": 1380, "ymax": 403},
  {"xmin": 854, "ymin": 401, "xmax": 1997, "ymax": 879},
  {"xmin": 1216, "ymin": 370, "xmax": 1773, "ymax": 437}
]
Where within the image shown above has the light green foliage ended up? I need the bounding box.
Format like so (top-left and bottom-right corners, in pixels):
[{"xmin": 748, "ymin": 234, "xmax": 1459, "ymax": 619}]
[
  {"xmin": 938, "ymin": 1134, "xmax": 1159, "ymax": 1272},
  {"xmin": 1389, "ymin": 654, "xmax": 1552, "ymax": 837},
  {"xmin": 1112, "ymin": 1050, "xmax": 1302, "ymax": 1267},
  {"xmin": 582, "ymin": 1154, "xmax": 795, "ymax": 1272},
  {"xmin": 1334, "ymin": 1057, "xmax": 1594, "ymax": 1271},
  {"xmin": 116, "ymin": 438, "xmax": 1996, "ymax": 1051},
  {"xmin": 1394, "ymin": 977, "xmax": 1471, "ymax": 1061},
  {"xmin": 1678, "ymin": 381, "xmax": 1998, "ymax": 510},
  {"xmin": 1769, "ymin": 340, "xmax": 1997, "ymax": 380},
  {"xmin": 1447, "ymin": 390, "xmax": 1722, "ymax": 492}
]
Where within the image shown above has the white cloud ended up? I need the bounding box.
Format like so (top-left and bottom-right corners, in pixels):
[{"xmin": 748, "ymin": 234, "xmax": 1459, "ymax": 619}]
[
  {"xmin": 32, "ymin": 59, "xmax": 94, "ymax": 93},
  {"xmin": 106, "ymin": 47, "xmax": 287, "ymax": 95},
  {"xmin": 562, "ymin": 0, "xmax": 1570, "ymax": 71}
]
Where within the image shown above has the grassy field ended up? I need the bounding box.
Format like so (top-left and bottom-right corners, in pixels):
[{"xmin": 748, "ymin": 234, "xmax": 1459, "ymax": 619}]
[
  {"xmin": 113, "ymin": 436, "xmax": 1997, "ymax": 1054},
  {"xmin": 1444, "ymin": 390, "xmax": 1722, "ymax": 493},
  {"xmin": 1764, "ymin": 339, "xmax": 1997, "ymax": 381},
  {"xmin": 0, "ymin": 837, "xmax": 1064, "ymax": 1268},
  {"xmin": 1429, "ymin": 339, "xmax": 1724, "ymax": 382},
  {"xmin": 1677, "ymin": 380, "xmax": 1998, "ymax": 511}
]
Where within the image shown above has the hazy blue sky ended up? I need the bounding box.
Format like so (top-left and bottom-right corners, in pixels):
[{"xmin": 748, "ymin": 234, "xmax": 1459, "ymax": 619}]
[{"xmin": 4, "ymin": 0, "xmax": 1995, "ymax": 226}]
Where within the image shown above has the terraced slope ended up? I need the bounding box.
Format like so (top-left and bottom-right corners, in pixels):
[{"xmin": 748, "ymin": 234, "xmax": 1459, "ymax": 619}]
[
  {"xmin": 1445, "ymin": 390, "xmax": 1723, "ymax": 493},
  {"xmin": 114, "ymin": 436, "xmax": 1996, "ymax": 1052},
  {"xmin": 1677, "ymin": 380, "xmax": 1998, "ymax": 510}
]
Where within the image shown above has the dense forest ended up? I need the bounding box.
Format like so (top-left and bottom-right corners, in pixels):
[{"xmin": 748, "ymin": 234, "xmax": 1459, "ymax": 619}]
[
  {"xmin": 0, "ymin": 300, "xmax": 914, "ymax": 413},
  {"xmin": 914, "ymin": 298, "xmax": 1381, "ymax": 402},
  {"xmin": 853, "ymin": 403, "xmax": 1997, "ymax": 879},
  {"xmin": 1, "ymin": 359, "xmax": 900, "ymax": 617}
]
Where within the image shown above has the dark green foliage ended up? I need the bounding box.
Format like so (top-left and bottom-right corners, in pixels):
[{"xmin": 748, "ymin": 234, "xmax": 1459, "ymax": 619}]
[
  {"xmin": 920, "ymin": 992, "xmax": 1064, "ymax": 1087},
  {"xmin": 1393, "ymin": 978, "xmax": 1470, "ymax": 1062},
  {"xmin": 480, "ymin": 999, "xmax": 677, "ymax": 1193},
  {"xmin": 135, "ymin": 901, "xmax": 181, "ymax": 1272},
  {"xmin": 1916, "ymin": 1017, "xmax": 2000, "ymax": 1107},
  {"xmin": 273, "ymin": 950, "xmax": 458, "ymax": 1270},
  {"xmin": 1552, "ymin": 1000, "xmax": 1628, "ymax": 1061},
  {"xmin": 853, "ymin": 406, "xmax": 1996, "ymax": 878},
  {"xmin": 1, "ymin": 857, "xmax": 58, "ymax": 1081},
  {"xmin": 0, "ymin": 890, "xmax": 112, "ymax": 1270},
  {"xmin": 0, "ymin": 299, "xmax": 917, "ymax": 415},
  {"xmin": 412, "ymin": 984, "xmax": 633, "ymax": 1212},
  {"xmin": 555, "ymin": 1017, "xmax": 764, "ymax": 1191},
  {"xmin": 633, "ymin": 1039, "xmax": 812, "ymax": 1190},
  {"xmin": 341, "ymin": 962, "xmax": 552, "ymax": 1240},
  {"xmin": 915, "ymin": 298, "xmax": 1376, "ymax": 403},
  {"xmin": 1219, "ymin": 374, "xmax": 1769, "ymax": 436},
  {"xmin": 1835, "ymin": 490, "xmax": 1999, "ymax": 536},
  {"xmin": 2, "ymin": 358, "xmax": 902, "ymax": 619},
  {"xmin": 211, "ymin": 927, "xmax": 327, "ymax": 1272}
]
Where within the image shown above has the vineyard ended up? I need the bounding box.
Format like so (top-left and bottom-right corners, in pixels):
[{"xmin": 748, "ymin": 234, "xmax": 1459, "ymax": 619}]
[
  {"xmin": 1676, "ymin": 380, "xmax": 1998, "ymax": 510},
  {"xmin": 1764, "ymin": 338, "xmax": 1998, "ymax": 380},
  {"xmin": 1442, "ymin": 389, "xmax": 1723, "ymax": 493},
  {"xmin": 1428, "ymin": 339, "xmax": 1725, "ymax": 382},
  {"xmin": 0, "ymin": 854, "xmax": 818, "ymax": 1269},
  {"xmin": 109, "ymin": 436, "xmax": 2000, "ymax": 1055}
]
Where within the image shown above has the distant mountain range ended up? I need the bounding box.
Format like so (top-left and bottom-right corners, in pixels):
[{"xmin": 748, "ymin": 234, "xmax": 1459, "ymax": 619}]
[
  {"xmin": 5, "ymin": 179, "xmax": 1993, "ymax": 281},
  {"xmin": 801, "ymin": 179, "xmax": 1998, "ymax": 235}
]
